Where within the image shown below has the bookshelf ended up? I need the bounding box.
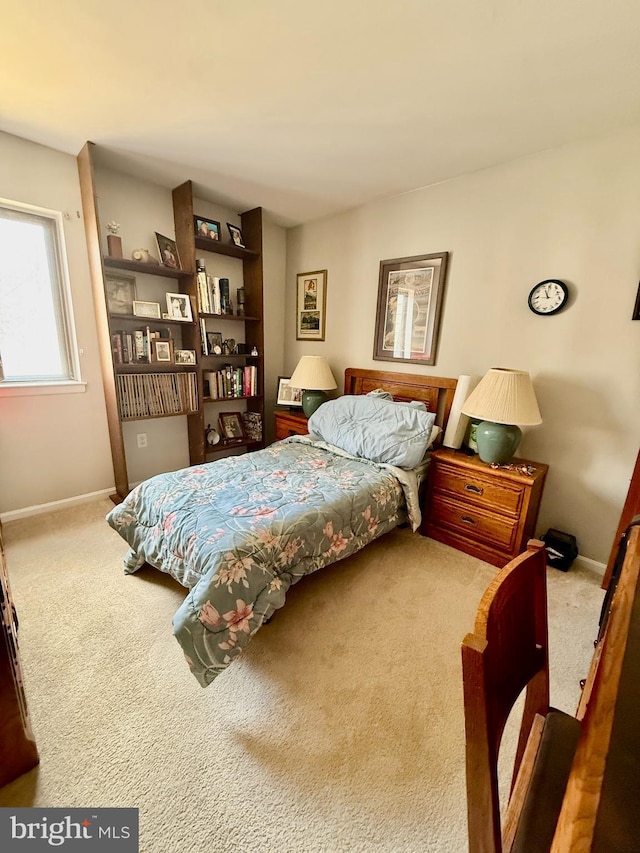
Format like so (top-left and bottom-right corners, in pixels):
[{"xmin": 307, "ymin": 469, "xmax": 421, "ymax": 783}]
[{"xmin": 78, "ymin": 146, "xmax": 265, "ymax": 501}]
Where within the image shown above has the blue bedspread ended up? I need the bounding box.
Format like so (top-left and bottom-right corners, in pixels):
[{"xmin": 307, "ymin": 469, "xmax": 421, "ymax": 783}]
[{"xmin": 107, "ymin": 437, "xmax": 420, "ymax": 686}]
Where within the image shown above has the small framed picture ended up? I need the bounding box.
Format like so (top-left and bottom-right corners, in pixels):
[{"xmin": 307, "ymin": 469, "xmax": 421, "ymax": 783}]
[
  {"xmin": 227, "ymin": 223, "xmax": 246, "ymax": 248},
  {"xmin": 194, "ymin": 216, "xmax": 221, "ymax": 241},
  {"xmin": 105, "ymin": 273, "xmax": 136, "ymax": 315},
  {"xmin": 296, "ymin": 269, "xmax": 327, "ymax": 341},
  {"xmin": 155, "ymin": 232, "xmax": 181, "ymax": 269},
  {"xmin": 166, "ymin": 292, "xmax": 193, "ymax": 322},
  {"xmin": 175, "ymin": 349, "xmax": 196, "ymax": 365},
  {"xmin": 219, "ymin": 411, "xmax": 245, "ymax": 441},
  {"xmin": 153, "ymin": 340, "xmax": 173, "ymax": 363},
  {"xmin": 276, "ymin": 376, "xmax": 304, "ymax": 407},
  {"xmin": 133, "ymin": 300, "xmax": 161, "ymax": 319},
  {"xmin": 207, "ymin": 331, "xmax": 223, "ymax": 354}
]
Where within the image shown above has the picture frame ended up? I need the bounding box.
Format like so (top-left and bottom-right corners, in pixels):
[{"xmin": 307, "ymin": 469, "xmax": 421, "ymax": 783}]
[
  {"xmin": 276, "ymin": 376, "xmax": 304, "ymax": 408},
  {"xmin": 105, "ymin": 273, "xmax": 136, "ymax": 315},
  {"xmin": 132, "ymin": 300, "xmax": 161, "ymax": 319},
  {"xmin": 155, "ymin": 232, "xmax": 181, "ymax": 269},
  {"xmin": 153, "ymin": 340, "xmax": 173, "ymax": 363},
  {"xmin": 219, "ymin": 411, "xmax": 245, "ymax": 441},
  {"xmin": 373, "ymin": 252, "xmax": 449, "ymax": 366},
  {"xmin": 207, "ymin": 331, "xmax": 223, "ymax": 354},
  {"xmin": 174, "ymin": 349, "xmax": 196, "ymax": 365},
  {"xmin": 194, "ymin": 216, "xmax": 221, "ymax": 241},
  {"xmin": 296, "ymin": 269, "xmax": 327, "ymax": 341},
  {"xmin": 227, "ymin": 223, "xmax": 245, "ymax": 248},
  {"xmin": 166, "ymin": 292, "xmax": 193, "ymax": 322},
  {"xmin": 632, "ymin": 282, "xmax": 640, "ymax": 320}
]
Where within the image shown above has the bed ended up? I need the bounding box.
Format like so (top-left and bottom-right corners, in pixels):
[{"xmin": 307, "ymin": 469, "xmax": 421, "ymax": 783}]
[{"xmin": 107, "ymin": 368, "xmax": 457, "ymax": 686}]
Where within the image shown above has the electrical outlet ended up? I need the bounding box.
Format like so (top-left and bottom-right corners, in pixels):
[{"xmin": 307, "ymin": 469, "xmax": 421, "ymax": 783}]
[{"xmin": 136, "ymin": 433, "xmax": 147, "ymax": 448}]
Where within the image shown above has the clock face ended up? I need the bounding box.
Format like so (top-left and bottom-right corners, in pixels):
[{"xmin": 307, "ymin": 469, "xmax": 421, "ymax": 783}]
[{"xmin": 528, "ymin": 279, "xmax": 568, "ymax": 315}]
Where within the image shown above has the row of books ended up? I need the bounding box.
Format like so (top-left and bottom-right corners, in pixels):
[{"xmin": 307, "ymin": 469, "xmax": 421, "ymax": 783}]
[
  {"xmin": 112, "ymin": 327, "xmax": 172, "ymax": 365},
  {"xmin": 203, "ymin": 365, "xmax": 258, "ymax": 399},
  {"xmin": 196, "ymin": 264, "xmax": 231, "ymax": 315},
  {"xmin": 116, "ymin": 372, "xmax": 198, "ymax": 420}
]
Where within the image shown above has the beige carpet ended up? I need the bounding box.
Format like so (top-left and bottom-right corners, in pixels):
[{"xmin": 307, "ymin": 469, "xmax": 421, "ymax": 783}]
[{"xmin": 0, "ymin": 498, "xmax": 605, "ymax": 853}]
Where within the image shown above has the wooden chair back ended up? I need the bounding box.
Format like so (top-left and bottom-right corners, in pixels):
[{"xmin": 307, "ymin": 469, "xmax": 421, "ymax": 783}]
[{"xmin": 461, "ymin": 540, "xmax": 549, "ymax": 853}]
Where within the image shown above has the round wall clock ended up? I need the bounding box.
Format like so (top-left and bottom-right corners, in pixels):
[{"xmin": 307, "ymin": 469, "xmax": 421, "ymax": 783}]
[{"xmin": 528, "ymin": 279, "xmax": 569, "ymax": 315}]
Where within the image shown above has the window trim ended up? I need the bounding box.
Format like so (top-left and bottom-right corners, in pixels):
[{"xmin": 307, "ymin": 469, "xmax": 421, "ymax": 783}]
[{"xmin": 0, "ymin": 197, "xmax": 83, "ymax": 392}]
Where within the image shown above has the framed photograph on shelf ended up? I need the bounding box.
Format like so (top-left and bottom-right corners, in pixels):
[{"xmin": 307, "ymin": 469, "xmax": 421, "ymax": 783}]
[
  {"xmin": 219, "ymin": 412, "xmax": 245, "ymax": 441},
  {"xmin": 153, "ymin": 340, "xmax": 173, "ymax": 363},
  {"xmin": 373, "ymin": 252, "xmax": 449, "ymax": 366},
  {"xmin": 105, "ymin": 273, "xmax": 136, "ymax": 315},
  {"xmin": 166, "ymin": 292, "xmax": 193, "ymax": 322},
  {"xmin": 227, "ymin": 223, "xmax": 245, "ymax": 248},
  {"xmin": 194, "ymin": 216, "xmax": 221, "ymax": 241},
  {"xmin": 155, "ymin": 232, "xmax": 181, "ymax": 269},
  {"xmin": 207, "ymin": 331, "xmax": 223, "ymax": 354},
  {"xmin": 276, "ymin": 376, "xmax": 304, "ymax": 408},
  {"xmin": 296, "ymin": 269, "xmax": 327, "ymax": 341},
  {"xmin": 174, "ymin": 349, "xmax": 196, "ymax": 365},
  {"xmin": 133, "ymin": 300, "xmax": 161, "ymax": 319}
]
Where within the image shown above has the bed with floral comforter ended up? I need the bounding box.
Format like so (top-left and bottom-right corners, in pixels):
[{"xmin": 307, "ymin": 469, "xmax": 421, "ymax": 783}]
[{"xmin": 107, "ymin": 435, "xmax": 426, "ymax": 686}]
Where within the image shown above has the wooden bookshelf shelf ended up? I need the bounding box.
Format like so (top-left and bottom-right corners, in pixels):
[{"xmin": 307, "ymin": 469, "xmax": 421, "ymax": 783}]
[
  {"xmin": 206, "ymin": 439, "xmax": 262, "ymax": 454},
  {"xmin": 104, "ymin": 256, "xmax": 194, "ymax": 279},
  {"xmin": 203, "ymin": 394, "xmax": 262, "ymax": 403},
  {"xmin": 198, "ymin": 312, "xmax": 260, "ymax": 322},
  {"xmin": 109, "ymin": 313, "xmax": 195, "ymax": 327},
  {"xmin": 114, "ymin": 363, "xmax": 197, "ymax": 373},
  {"xmin": 194, "ymin": 237, "xmax": 259, "ymax": 260}
]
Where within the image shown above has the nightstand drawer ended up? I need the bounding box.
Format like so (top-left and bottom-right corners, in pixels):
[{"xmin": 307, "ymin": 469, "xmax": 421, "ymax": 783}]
[
  {"xmin": 274, "ymin": 410, "xmax": 308, "ymax": 441},
  {"xmin": 430, "ymin": 497, "xmax": 518, "ymax": 551},
  {"xmin": 432, "ymin": 464, "xmax": 524, "ymax": 517}
]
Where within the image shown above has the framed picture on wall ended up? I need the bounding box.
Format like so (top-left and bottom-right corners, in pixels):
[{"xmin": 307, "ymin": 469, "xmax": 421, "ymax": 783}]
[
  {"xmin": 296, "ymin": 269, "xmax": 327, "ymax": 341},
  {"xmin": 373, "ymin": 252, "xmax": 449, "ymax": 366}
]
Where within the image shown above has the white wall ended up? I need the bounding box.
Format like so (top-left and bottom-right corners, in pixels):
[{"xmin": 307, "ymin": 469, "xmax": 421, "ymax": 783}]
[
  {"xmin": 285, "ymin": 127, "xmax": 640, "ymax": 563},
  {"xmin": 0, "ymin": 131, "xmax": 113, "ymax": 512}
]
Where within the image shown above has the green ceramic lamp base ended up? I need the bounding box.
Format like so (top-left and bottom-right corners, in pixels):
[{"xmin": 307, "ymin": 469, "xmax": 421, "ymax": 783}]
[
  {"xmin": 476, "ymin": 421, "xmax": 522, "ymax": 464},
  {"xmin": 301, "ymin": 389, "xmax": 328, "ymax": 418}
]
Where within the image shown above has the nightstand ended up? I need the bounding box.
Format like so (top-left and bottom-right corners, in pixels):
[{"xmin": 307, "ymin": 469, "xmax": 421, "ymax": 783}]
[
  {"xmin": 420, "ymin": 448, "xmax": 548, "ymax": 568},
  {"xmin": 274, "ymin": 409, "xmax": 309, "ymax": 441}
]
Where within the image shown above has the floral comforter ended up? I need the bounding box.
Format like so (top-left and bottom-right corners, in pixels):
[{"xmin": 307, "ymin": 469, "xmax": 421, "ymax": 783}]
[{"xmin": 106, "ymin": 436, "xmax": 424, "ymax": 687}]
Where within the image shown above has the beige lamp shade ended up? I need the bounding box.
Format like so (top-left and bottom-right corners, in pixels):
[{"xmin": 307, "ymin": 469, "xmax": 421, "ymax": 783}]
[
  {"xmin": 461, "ymin": 368, "xmax": 542, "ymax": 425},
  {"xmin": 289, "ymin": 356, "xmax": 337, "ymax": 391}
]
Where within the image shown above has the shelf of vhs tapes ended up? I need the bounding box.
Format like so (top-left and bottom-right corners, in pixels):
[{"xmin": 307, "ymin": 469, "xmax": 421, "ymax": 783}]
[{"xmin": 116, "ymin": 372, "xmax": 198, "ymax": 420}]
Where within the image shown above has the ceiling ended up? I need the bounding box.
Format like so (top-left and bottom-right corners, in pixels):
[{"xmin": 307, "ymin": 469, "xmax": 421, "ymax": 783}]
[{"xmin": 2, "ymin": 0, "xmax": 640, "ymax": 227}]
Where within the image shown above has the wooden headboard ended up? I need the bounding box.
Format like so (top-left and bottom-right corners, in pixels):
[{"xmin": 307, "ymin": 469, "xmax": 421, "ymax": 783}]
[{"xmin": 344, "ymin": 367, "xmax": 457, "ymax": 430}]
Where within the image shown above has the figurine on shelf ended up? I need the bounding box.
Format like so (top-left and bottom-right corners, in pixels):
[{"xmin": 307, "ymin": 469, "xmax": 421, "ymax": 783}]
[
  {"xmin": 251, "ymin": 346, "xmax": 259, "ymax": 357},
  {"xmin": 106, "ymin": 220, "xmax": 123, "ymax": 259},
  {"xmin": 131, "ymin": 248, "xmax": 160, "ymax": 265}
]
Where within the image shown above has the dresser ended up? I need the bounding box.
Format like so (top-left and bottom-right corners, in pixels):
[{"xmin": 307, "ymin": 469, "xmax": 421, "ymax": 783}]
[
  {"xmin": 0, "ymin": 521, "xmax": 39, "ymax": 786},
  {"xmin": 274, "ymin": 409, "xmax": 308, "ymax": 441},
  {"xmin": 421, "ymin": 448, "xmax": 548, "ymax": 568}
]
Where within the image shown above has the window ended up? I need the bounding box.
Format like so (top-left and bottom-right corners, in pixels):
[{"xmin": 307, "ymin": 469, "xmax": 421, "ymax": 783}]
[{"xmin": 0, "ymin": 198, "xmax": 82, "ymax": 392}]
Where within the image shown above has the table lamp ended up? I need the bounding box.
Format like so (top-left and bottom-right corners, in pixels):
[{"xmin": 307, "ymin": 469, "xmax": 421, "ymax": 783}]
[
  {"xmin": 289, "ymin": 355, "xmax": 337, "ymax": 417},
  {"xmin": 460, "ymin": 368, "xmax": 542, "ymax": 463}
]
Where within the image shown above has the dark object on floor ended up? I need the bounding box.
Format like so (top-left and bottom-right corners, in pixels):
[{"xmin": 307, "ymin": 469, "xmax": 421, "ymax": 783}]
[{"xmin": 541, "ymin": 528, "xmax": 578, "ymax": 571}]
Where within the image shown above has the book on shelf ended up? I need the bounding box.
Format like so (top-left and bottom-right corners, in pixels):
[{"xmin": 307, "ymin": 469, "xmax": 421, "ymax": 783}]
[
  {"xmin": 116, "ymin": 371, "xmax": 198, "ymax": 419},
  {"xmin": 111, "ymin": 327, "xmax": 174, "ymax": 364},
  {"xmin": 203, "ymin": 365, "xmax": 257, "ymax": 399}
]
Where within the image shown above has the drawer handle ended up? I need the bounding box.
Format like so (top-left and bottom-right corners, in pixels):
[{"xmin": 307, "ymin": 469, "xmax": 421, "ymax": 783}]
[
  {"xmin": 465, "ymin": 484, "xmax": 484, "ymax": 495},
  {"xmin": 288, "ymin": 429, "xmax": 296, "ymax": 436},
  {"xmin": 461, "ymin": 515, "xmax": 477, "ymax": 525}
]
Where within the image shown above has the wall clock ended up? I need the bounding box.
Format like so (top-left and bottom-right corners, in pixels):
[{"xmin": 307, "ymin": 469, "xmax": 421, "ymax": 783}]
[{"xmin": 528, "ymin": 279, "xmax": 569, "ymax": 315}]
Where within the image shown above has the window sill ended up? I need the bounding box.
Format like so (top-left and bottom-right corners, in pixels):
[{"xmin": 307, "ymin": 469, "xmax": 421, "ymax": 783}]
[{"xmin": 0, "ymin": 380, "xmax": 87, "ymax": 397}]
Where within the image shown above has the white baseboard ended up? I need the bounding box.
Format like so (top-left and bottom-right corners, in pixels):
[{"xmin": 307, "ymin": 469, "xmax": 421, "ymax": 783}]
[
  {"xmin": 0, "ymin": 488, "xmax": 115, "ymax": 524},
  {"xmin": 573, "ymin": 554, "xmax": 606, "ymax": 577}
]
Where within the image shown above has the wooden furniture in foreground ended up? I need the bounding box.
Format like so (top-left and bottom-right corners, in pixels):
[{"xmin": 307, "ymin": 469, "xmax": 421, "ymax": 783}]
[
  {"xmin": 0, "ymin": 521, "xmax": 39, "ymax": 786},
  {"xmin": 602, "ymin": 448, "xmax": 640, "ymax": 589},
  {"xmin": 462, "ymin": 540, "xmax": 580, "ymax": 853},
  {"xmin": 422, "ymin": 448, "xmax": 548, "ymax": 567},
  {"xmin": 274, "ymin": 409, "xmax": 308, "ymax": 441},
  {"xmin": 549, "ymin": 522, "xmax": 640, "ymax": 852}
]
